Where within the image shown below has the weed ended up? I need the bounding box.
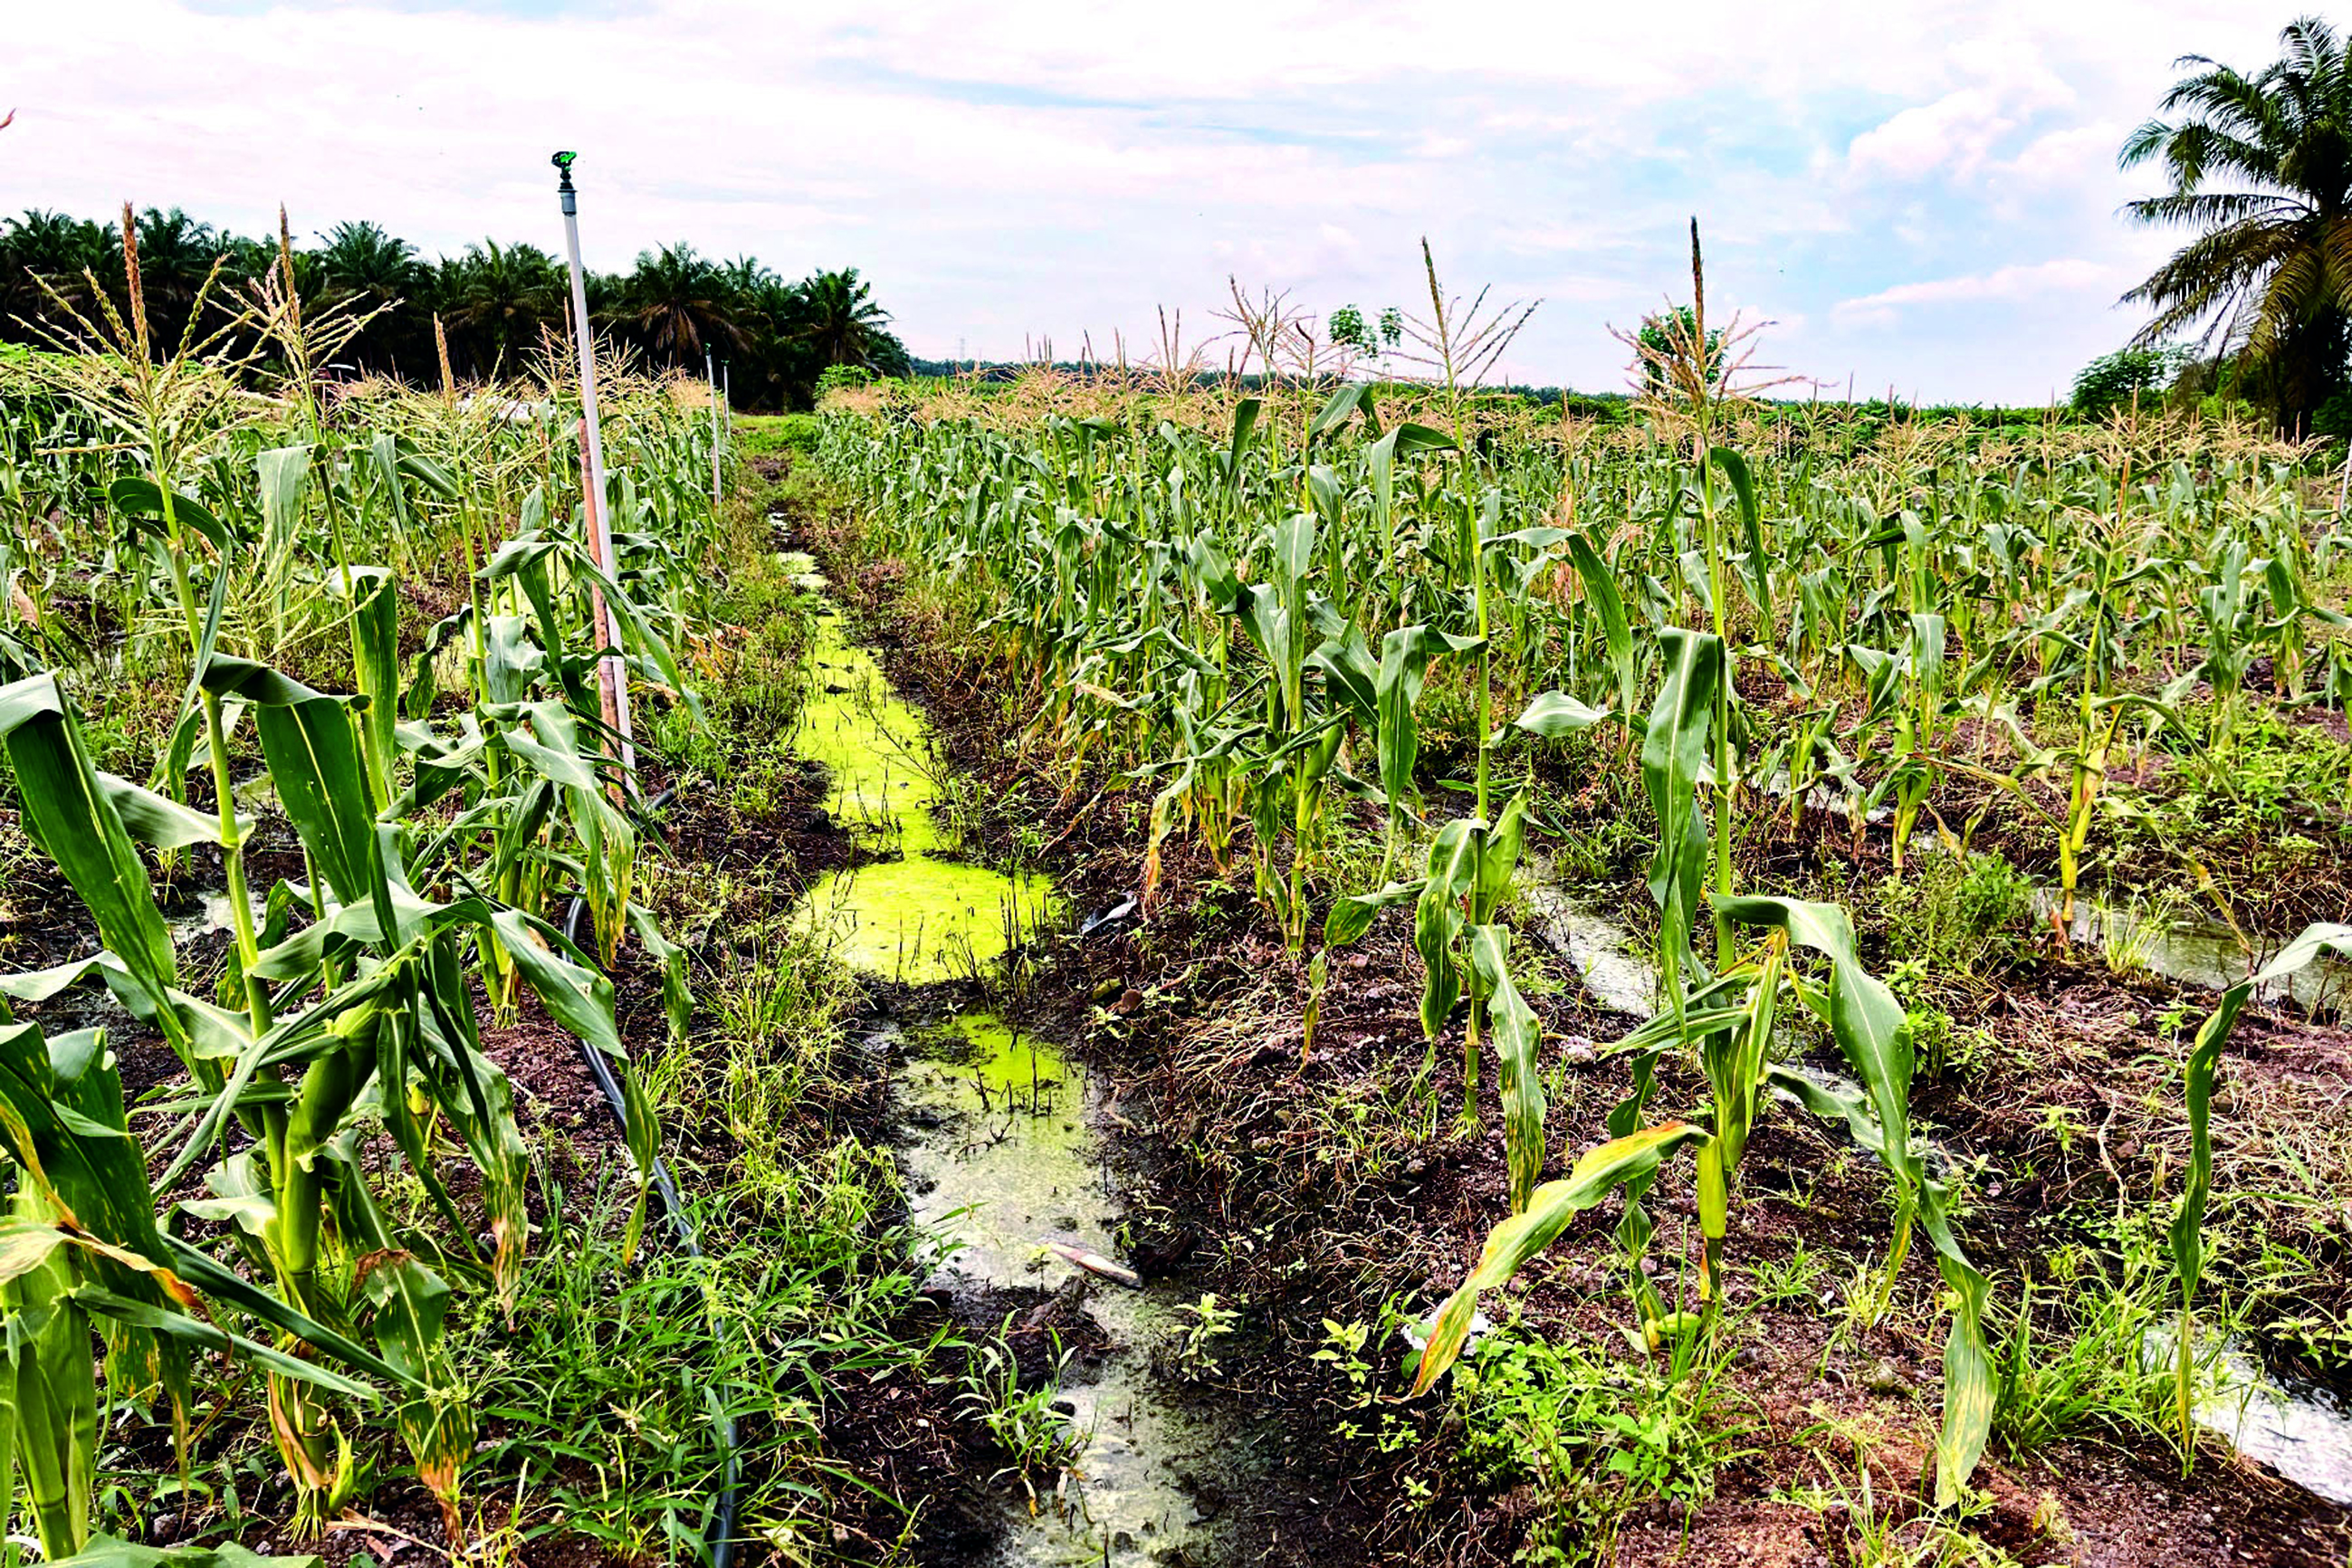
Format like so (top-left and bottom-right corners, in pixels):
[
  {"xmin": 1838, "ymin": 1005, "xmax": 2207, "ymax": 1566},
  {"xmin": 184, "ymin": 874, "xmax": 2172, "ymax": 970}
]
[
  {"xmin": 1876, "ymin": 851, "xmax": 2032, "ymax": 1001},
  {"xmin": 1993, "ymin": 1263, "xmax": 2180, "ymax": 1458},
  {"xmin": 1447, "ymin": 1325, "xmax": 1745, "ymax": 1564},
  {"xmin": 954, "ymin": 1329, "xmax": 1084, "ymax": 1506},
  {"xmin": 1167, "ymin": 1292, "xmax": 1243, "ymax": 1380}
]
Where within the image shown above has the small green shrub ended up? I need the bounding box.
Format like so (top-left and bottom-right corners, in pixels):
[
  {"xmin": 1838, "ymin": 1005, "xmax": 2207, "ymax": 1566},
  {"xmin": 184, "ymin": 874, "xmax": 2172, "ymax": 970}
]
[{"xmin": 815, "ymin": 363, "xmax": 874, "ymax": 397}]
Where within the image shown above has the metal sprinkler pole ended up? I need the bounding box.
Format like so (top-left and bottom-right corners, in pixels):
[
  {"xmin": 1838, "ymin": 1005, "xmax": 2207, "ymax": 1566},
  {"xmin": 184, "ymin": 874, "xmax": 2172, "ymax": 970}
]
[
  {"xmin": 552, "ymin": 151, "xmax": 636, "ymax": 775},
  {"xmin": 707, "ymin": 347, "xmax": 722, "ymax": 505}
]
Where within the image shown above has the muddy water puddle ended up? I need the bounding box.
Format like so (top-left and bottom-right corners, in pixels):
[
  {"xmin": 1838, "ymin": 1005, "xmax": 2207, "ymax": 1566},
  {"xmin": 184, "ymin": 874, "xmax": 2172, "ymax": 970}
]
[
  {"xmin": 1519, "ymin": 862, "xmax": 1659, "ymax": 1019},
  {"xmin": 892, "ymin": 1011, "xmax": 1259, "ymax": 1564},
  {"xmin": 2035, "ymin": 889, "xmax": 2352, "ymax": 1012},
  {"xmin": 2144, "ymin": 1331, "xmax": 2352, "ymax": 1506}
]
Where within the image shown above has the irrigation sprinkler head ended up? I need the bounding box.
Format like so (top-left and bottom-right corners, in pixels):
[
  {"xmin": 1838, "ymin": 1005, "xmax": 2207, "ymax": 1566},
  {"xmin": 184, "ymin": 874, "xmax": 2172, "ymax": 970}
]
[{"xmin": 551, "ymin": 149, "xmax": 578, "ymax": 196}]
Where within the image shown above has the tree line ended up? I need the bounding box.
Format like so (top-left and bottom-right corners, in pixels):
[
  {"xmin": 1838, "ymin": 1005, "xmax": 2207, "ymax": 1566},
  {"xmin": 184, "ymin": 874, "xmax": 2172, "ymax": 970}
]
[{"xmin": 0, "ymin": 206, "xmax": 911, "ymax": 410}]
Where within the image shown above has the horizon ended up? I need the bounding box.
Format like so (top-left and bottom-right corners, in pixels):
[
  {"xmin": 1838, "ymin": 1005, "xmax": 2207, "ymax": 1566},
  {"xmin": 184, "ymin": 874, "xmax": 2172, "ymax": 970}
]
[{"xmin": 9, "ymin": 0, "xmax": 2311, "ymax": 406}]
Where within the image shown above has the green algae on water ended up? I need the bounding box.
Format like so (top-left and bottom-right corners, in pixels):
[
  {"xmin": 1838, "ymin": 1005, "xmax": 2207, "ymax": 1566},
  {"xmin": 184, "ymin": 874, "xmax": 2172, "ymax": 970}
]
[
  {"xmin": 944, "ymin": 1009, "xmax": 1067, "ymax": 1096},
  {"xmin": 791, "ymin": 606, "xmax": 1057, "ymax": 982},
  {"xmin": 800, "ymin": 855, "xmax": 1056, "ymax": 984},
  {"xmin": 901, "ymin": 1010, "xmax": 1090, "ymax": 1286},
  {"xmin": 795, "ymin": 614, "xmax": 939, "ymax": 840}
]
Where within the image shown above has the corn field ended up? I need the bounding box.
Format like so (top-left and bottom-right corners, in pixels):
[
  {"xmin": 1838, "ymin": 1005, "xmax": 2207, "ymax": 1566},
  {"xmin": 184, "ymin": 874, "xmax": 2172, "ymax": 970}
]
[
  {"xmin": 814, "ymin": 360, "xmax": 2352, "ymax": 1519},
  {"xmin": 6, "ymin": 225, "xmax": 2352, "ymax": 1568}
]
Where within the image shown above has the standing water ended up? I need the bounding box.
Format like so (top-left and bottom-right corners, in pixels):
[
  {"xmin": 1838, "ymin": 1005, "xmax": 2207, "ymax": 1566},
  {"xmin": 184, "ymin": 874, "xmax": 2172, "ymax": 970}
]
[
  {"xmin": 792, "ymin": 604, "xmax": 1055, "ymax": 981},
  {"xmin": 786, "ymin": 584, "xmax": 1269, "ymax": 1563}
]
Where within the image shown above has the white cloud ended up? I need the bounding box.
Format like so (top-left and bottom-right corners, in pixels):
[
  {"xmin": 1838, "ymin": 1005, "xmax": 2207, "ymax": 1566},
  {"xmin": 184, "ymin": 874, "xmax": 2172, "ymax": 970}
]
[
  {"xmin": 1849, "ymin": 89, "xmax": 2021, "ymax": 183},
  {"xmin": 1833, "ymin": 259, "xmax": 2124, "ymax": 327},
  {"xmin": 1842, "ymin": 41, "xmax": 2079, "ymax": 187},
  {"xmin": 2003, "ymin": 121, "xmax": 2130, "ymax": 186}
]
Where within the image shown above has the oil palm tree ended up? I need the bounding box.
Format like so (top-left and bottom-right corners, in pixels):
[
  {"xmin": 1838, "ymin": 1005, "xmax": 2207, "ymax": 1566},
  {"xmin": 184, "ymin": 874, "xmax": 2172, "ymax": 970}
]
[
  {"xmin": 316, "ymin": 220, "xmax": 426, "ymax": 374},
  {"xmin": 719, "ymin": 253, "xmax": 774, "ymax": 299},
  {"xmin": 796, "ymin": 267, "xmax": 905, "ymax": 373},
  {"xmin": 440, "ymin": 239, "xmax": 565, "ymax": 377},
  {"xmin": 2121, "ymin": 16, "xmax": 2352, "ymax": 433},
  {"xmin": 1, "ymin": 210, "xmax": 116, "ymax": 328},
  {"xmin": 129, "ymin": 206, "xmax": 232, "ymax": 350},
  {"xmin": 617, "ymin": 243, "xmax": 743, "ymax": 368}
]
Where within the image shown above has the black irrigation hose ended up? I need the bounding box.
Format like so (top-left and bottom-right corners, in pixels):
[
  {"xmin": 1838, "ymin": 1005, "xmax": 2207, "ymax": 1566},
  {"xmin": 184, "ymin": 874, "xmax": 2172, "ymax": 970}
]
[{"xmin": 559, "ymin": 787, "xmax": 741, "ymax": 1568}]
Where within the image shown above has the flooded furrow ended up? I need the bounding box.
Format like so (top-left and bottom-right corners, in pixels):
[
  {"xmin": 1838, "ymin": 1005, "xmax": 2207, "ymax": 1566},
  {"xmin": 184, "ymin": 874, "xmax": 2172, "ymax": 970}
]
[{"xmin": 786, "ymin": 578, "xmax": 1272, "ymax": 1564}]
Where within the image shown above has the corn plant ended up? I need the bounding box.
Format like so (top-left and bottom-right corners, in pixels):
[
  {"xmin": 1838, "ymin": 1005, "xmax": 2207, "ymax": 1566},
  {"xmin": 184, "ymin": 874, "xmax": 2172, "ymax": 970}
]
[
  {"xmin": 0, "ymin": 299, "xmax": 713, "ymax": 1537},
  {"xmin": 2163, "ymin": 924, "xmax": 2352, "ymax": 1468},
  {"xmin": 0, "ymin": 1008, "xmax": 383, "ymax": 1563}
]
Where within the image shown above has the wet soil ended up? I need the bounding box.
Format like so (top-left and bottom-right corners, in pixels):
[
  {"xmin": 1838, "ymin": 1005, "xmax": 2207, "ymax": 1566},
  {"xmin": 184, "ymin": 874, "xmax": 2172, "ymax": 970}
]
[{"xmin": 806, "ymin": 509, "xmax": 2352, "ymax": 1567}]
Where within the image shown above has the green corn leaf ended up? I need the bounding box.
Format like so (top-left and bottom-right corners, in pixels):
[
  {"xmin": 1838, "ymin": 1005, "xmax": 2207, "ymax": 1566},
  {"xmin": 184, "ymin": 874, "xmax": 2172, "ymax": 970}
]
[
  {"xmin": 368, "ymin": 433, "xmax": 410, "ymax": 532},
  {"xmin": 1707, "ymin": 448, "xmax": 1772, "ymax": 628},
  {"xmin": 1415, "ymin": 819, "xmax": 1481, "ymax": 1038},
  {"xmin": 1324, "ymin": 878, "xmax": 1425, "ymax": 947},
  {"xmin": 1475, "ymin": 790, "xmax": 1527, "ymax": 919},
  {"xmin": 1512, "ymin": 691, "xmax": 1611, "ymax": 739},
  {"xmin": 484, "ymin": 906, "xmax": 625, "ymax": 1060},
  {"xmin": 1306, "ymin": 617, "xmax": 1378, "ymax": 733},
  {"xmin": 617, "ymin": 1061, "xmax": 662, "ymax": 1268},
  {"xmin": 255, "ymin": 444, "xmax": 312, "ymax": 561},
  {"xmin": 626, "ymin": 901, "xmax": 693, "ymax": 1044},
  {"xmin": 0, "ymin": 953, "xmax": 132, "ymax": 1013},
  {"xmin": 1308, "ymin": 383, "xmax": 1375, "ymax": 443},
  {"xmin": 70, "ymin": 1286, "xmax": 380, "ymax": 1402},
  {"xmin": 161, "ymin": 1238, "xmax": 406, "ymax": 1390},
  {"xmin": 108, "ymin": 476, "xmax": 229, "ymax": 552},
  {"xmin": 1719, "ymin": 891, "xmax": 1989, "ymax": 1505},
  {"xmin": 1391, "ymin": 421, "xmax": 1456, "ymax": 454},
  {"xmin": 1641, "ymin": 630, "xmax": 1720, "ymax": 994},
  {"xmin": 327, "ymin": 567, "xmax": 401, "ymax": 799},
  {"xmin": 1713, "ymin": 895, "xmax": 1910, "ymax": 1156},
  {"xmin": 146, "ymin": 564, "xmax": 227, "ymax": 797},
  {"xmin": 396, "ymin": 447, "xmax": 460, "ymax": 500},
  {"xmin": 5, "ymin": 1190, "xmax": 95, "ymax": 1562},
  {"xmin": 1223, "ymin": 398, "xmax": 1261, "ymax": 493},
  {"xmin": 1468, "ymin": 924, "xmax": 1545, "ymax": 1212},
  {"xmin": 202, "ymin": 659, "xmax": 385, "ymax": 923},
  {"xmin": 45, "ymin": 1534, "xmax": 322, "ymax": 1568},
  {"xmin": 0, "ymin": 676, "xmax": 180, "ymax": 1030},
  {"xmin": 99, "ymin": 770, "xmax": 244, "ymax": 852},
  {"xmin": 1566, "ymin": 530, "xmax": 1636, "ymax": 721},
  {"xmin": 1410, "ymin": 1123, "xmax": 1710, "ymax": 1393}
]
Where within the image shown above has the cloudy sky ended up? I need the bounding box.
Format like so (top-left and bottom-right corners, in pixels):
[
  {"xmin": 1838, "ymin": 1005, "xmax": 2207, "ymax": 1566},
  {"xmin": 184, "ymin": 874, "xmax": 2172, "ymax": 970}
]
[{"xmin": 7, "ymin": 0, "xmax": 2310, "ymax": 402}]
